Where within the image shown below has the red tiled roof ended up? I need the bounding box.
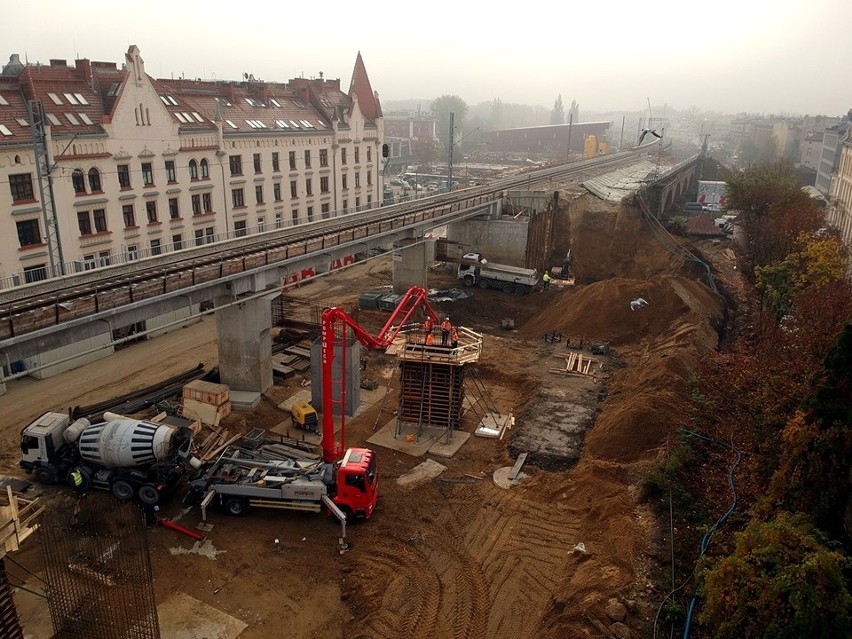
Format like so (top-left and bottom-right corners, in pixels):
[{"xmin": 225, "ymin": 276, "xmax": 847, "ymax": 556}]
[
  {"xmin": 348, "ymin": 52, "xmax": 382, "ymax": 120},
  {"xmin": 0, "ymin": 77, "xmax": 34, "ymax": 145},
  {"xmin": 18, "ymin": 62, "xmax": 105, "ymax": 137}
]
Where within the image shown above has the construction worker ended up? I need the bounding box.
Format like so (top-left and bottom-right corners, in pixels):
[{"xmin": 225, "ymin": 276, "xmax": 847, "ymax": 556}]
[
  {"xmin": 425, "ymin": 332, "xmax": 435, "ymax": 347},
  {"xmin": 542, "ymin": 271, "xmax": 552, "ymax": 289},
  {"xmin": 450, "ymin": 326, "xmax": 459, "ymax": 348},
  {"xmin": 70, "ymin": 468, "xmax": 86, "ymax": 497},
  {"xmin": 440, "ymin": 317, "xmax": 452, "ymax": 346},
  {"xmin": 423, "ymin": 316, "xmax": 434, "ymax": 339}
]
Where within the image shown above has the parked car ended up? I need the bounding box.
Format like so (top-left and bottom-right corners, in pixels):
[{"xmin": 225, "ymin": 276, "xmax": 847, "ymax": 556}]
[
  {"xmin": 706, "ymin": 203, "xmax": 722, "ymax": 213},
  {"xmin": 684, "ymin": 202, "xmax": 706, "ymax": 212}
]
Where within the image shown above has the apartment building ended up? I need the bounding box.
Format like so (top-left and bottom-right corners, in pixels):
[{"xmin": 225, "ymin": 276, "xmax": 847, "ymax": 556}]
[{"xmin": 0, "ymin": 46, "xmax": 384, "ymax": 287}]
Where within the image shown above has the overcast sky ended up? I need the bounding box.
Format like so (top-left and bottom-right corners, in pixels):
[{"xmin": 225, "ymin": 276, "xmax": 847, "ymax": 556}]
[{"xmin": 4, "ymin": 0, "xmax": 850, "ymax": 117}]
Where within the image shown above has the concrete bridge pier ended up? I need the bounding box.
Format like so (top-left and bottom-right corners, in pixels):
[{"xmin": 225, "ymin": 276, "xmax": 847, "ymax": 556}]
[
  {"xmin": 392, "ymin": 237, "xmax": 434, "ymax": 293},
  {"xmin": 215, "ymin": 293, "xmax": 274, "ymax": 393}
]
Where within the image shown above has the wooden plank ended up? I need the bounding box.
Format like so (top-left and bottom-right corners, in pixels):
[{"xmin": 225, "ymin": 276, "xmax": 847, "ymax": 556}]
[
  {"xmin": 508, "ymin": 452, "xmax": 528, "ymax": 481},
  {"xmin": 203, "ymin": 433, "xmax": 242, "ymax": 462}
]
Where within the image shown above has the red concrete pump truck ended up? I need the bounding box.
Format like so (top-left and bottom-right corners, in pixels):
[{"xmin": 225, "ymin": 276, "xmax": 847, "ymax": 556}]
[{"xmin": 193, "ymin": 286, "xmax": 440, "ymax": 521}]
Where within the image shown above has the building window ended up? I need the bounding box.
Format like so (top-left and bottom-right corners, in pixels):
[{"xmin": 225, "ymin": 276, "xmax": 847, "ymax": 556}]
[
  {"xmin": 367, "ymin": 194, "xmax": 372, "ymax": 206},
  {"xmin": 289, "ymin": 151, "xmax": 296, "ymax": 170},
  {"xmin": 320, "ymin": 176, "xmax": 329, "ymax": 193},
  {"xmin": 290, "ymin": 180, "xmax": 297, "ymax": 198},
  {"xmin": 146, "ymin": 200, "xmax": 158, "ymax": 223},
  {"xmin": 202, "ymin": 192, "xmax": 212, "ymax": 213},
  {"xmin": 355, "ymin": 172, "xmax": 360, "ymax": 188},
  {"xmin": 191, "ymin": 194, "xmax": 201, "ymax": 215},
  {"xmin": 88, "ymin": 168, "xmax": 102, "ymax": 192},
  {"xmin": 93, "ymin": 208, "xmax": 107, "ymax": 233},
  {"xmin": 367, "ymin": 147, "xmax": 371, "ymax": 162},
  {"xmin": 205, "ymin": 227, "xmax": 214, "ymax": 243},
  {"xmin": 273, "ymin": 182, "xmax": 281, "ymax": 201},
  {"xmin": 165, "ymin": 160, "xmax": 177, "ymax": 183},
  {"xmin": 122, "ymin": 204, "xmax": 136, "ymax": 227},
  {"xmin": 168, "ymin": 197, "xmax": 179, "ymax": 219},
  {"xmin": 128, "ymin": 245, "xmax": 139, "ymax": 261},
  {"xmin": 272, "ymin": 152, "xmax": 279, "ymax": 172},
  {"xmin": 200, "ymin": 158, "xmax": 209, "ymax": 179},
  {"xmin": 189, "ymin": 159, "xmax": 198, "ymax": 180},
  {"xmin": 342, "ymin": 199, "xmax": 348, "ymax": 212},
  {"xmin": 16, "ymin": 219, "xmax": 41, "ymax": 247},
  {"xmin": 232, "ymin": 188, "xmax": 245, "ymax": 207},
  {"xmin": 142, "ymin": 162, "xmax": 154, "ymax": 186},
  {"xmin": 9, "ymin": 173, "xmax": 35, "ymax": 202},
  {"xmin": 275, "ymin": 212, "xmax": 283, "ymax": 228},
  {"xmin": 341, "ymin": 148, "xmax": 347, "ymax": 165},
  {"xmin": 321, "ymin": 203, "xmax": 330, "ymax": 218},
  {"xmin": 150, "ymin": 238, "xmax": 162, "ymax": 256},
  {"xmin": 292, "ymin": 209, "xmax": 299, "ymax": 223},
  {"xmin": 258, "ymin": 217, "xmax": 265, "ymax": 232},
  {"xmin": 355, "ymin": 196, "xmax": 361, "ymax": 210},
  {"xmin": 77, "ymin": 211, "xmax": 92, "ymax": 235},
  {"xmin": 229, "ymin": 155, "xmax": 242, "ymax": 175},
  {"xmin": 234, "ymin": 220, "xmax": 247, "ymax": 237},
  {"xmin": 172, "ymin": 233, "xmax": 183, "ymax": 250},
  {"xmin": 117, "ymin": 164, "xmax": 131, "ymax": 188},
  {"xmin": 307, "ymin": 206, "xmax": 313, "ymax": 222},
  {"xmin": 98, "ymin": 250, "xmax": 111, "ymax": 267},
  {"xmin": 354, "ymin": 147, "xmax": 360, "ymax": 163},
  {"xmin": 255, "ymin": 185, "xmax": 264, "ymax": 204},
  {"xmin": 253, "ymin": 153, "xmax": 261, "ymax": 173},
  {"xmin": 306, "ymin": 179, "xmax": 312, "ymax": 196},
  {"xmin": 194, "ymin": 229, "xmax": 205, "ymax": 246},
  {"xmin": 367, "ymin": 171, "xmax": 372, "ymax": 186},
  {"xmin": 320, "ymin": 149, "xmax": 328, "ymax": 167},
  {"xmin": 72, "ymin": 169, "xmax": 86, "ymax": 194},
  {"xmin": 342, "ymin": 174, "xmax": 348, "ymax": 189},
  {"xmin": 304, "ymin": 150, "xmax": 311, "ymax": 168},
  {"xmin": 23, "ymin": 264, "xmax": 47, "ymax": 283}
]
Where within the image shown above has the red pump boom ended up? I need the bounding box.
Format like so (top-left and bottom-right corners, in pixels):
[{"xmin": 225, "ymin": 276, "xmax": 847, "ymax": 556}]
[{"xmin": 320, "ymin": 286, "xmax": 439, "ymax": 462}]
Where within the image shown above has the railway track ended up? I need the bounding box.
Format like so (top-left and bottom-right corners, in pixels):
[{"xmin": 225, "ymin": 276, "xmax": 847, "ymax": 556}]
[{"xmin": 0, "ymin": 151, "xmax": 640, "ymax": 341}]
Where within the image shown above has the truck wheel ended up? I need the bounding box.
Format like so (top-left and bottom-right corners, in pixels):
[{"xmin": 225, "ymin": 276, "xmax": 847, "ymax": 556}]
[
  {"xmin": 35, "ymin": 466, "xmax": 56, "ymax": 485},
  {"xmin": 478, "ymin": 279, "xmax": 489, "ymax": 289},
  {"xmin": 224, "ymin": 496, "xmax": 249, "ymax": 516},
  {"xmin": 138, "ymin": 484, "xmax": 160, "ymax": 505},
  {"xmin": 463, "ymin": 275, "xmax": 475, "ymax": 286},
  {"xmin": 502, "ymin": 283, "xmax": 514, "ymax": 293},
  {"xmin": 514, "ymin": 285, "xmax": 528, "ymax": 295},
  {"xmin": 111, "ymin": 480, "xmax": 134, "ymax": 501}
]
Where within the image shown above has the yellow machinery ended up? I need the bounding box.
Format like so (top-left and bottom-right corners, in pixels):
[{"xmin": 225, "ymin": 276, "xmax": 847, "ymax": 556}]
[{"xmin": 290, "ymin": 402, "xmax": 319, "ymax": 433}]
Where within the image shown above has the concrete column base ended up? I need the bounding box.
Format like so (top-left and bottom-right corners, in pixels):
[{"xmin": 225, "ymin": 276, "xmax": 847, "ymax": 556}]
[
  {"xmin": 215, "ymin": 295, "xmax": 273, "ymax": 393},
  {"xmin": 393, "ymin": 239, "xmax": 429, "ymax": 293}
]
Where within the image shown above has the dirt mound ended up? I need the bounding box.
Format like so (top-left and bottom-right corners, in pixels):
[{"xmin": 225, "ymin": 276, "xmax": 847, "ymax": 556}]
[{"xmin": 520, "ymin": 275, "xmax": 723, "ymax": 354}]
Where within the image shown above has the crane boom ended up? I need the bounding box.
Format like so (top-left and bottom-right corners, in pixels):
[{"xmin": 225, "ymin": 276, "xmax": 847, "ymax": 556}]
[{"xmin": 320, "ymin": 286, "xmax": 439, "ymax": 462}]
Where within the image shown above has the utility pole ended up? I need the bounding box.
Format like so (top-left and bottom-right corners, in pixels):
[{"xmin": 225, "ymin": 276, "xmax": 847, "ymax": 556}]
[
  {"xmin": 28, "ymin": 100, "xmax": 65, "ymax": 279},
  {"xmin": 566, "ymin": 113, "xmax": 573, "ymax": 158},
  {"xmin": 619, "ymin": 115, "xmax": 625, "ymax": 150},
  {"xmin": 447, "ymin": 112, "xmax": 454, "ymax": 190}
]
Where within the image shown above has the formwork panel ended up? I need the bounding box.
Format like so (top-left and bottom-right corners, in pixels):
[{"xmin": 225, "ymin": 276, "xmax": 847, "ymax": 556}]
[
  {"xmin": 39, "ymin": 496, "xmax": 160, "ymax": 639},
  {"xmin": 398, "ymin": 361, "xmax": 464, "ymax": 430}
]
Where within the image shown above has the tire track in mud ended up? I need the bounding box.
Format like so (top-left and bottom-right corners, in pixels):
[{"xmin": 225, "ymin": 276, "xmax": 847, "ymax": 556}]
[
  {"xmin": 466, "ymin": 491, "xmax": 580, "ymax": 639},
  {"xmin": 348, "ymin": 540, "xmax": 441, "ymax": 639}
]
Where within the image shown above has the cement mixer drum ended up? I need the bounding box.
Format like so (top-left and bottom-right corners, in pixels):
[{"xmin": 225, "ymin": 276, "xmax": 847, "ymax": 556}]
[{"xmin": 77, "ymin": 419, "xmax": 186, "ymax": 469}]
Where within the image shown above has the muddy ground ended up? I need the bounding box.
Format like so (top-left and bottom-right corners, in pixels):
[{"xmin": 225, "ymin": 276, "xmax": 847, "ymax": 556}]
[{"xmin": 3, "ymin": 192, "xmax": 728, "ymax": 639}]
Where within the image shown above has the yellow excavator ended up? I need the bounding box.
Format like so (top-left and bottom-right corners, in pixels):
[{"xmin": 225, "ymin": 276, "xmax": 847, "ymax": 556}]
[{"xmin": 290, "ymin": 401, "xmax": 319, "ymax": 434}]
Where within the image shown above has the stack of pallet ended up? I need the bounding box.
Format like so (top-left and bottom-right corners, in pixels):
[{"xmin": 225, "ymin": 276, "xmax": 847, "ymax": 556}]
[{"xmin": 181, "ymin": 380, "xmax": 231, "ymax": 428}]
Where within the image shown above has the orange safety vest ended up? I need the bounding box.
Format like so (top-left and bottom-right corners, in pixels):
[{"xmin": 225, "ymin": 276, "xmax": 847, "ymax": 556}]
[
  {"xmin": 440, "ymin": 320, "xmax": 452, "ymax": 332},
  {"xmin": 450, "ymin": 328, "xmax": 459, "ymax": 341},
  {"xmin": 425, "ymin": 333, "xmax": 435, "ymax": 345},
  {"xmin": 424, "ymin": 318, "xmax": 434, "ymax": 332}
]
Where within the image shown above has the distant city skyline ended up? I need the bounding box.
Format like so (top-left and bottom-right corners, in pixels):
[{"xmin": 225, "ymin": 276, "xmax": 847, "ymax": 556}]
[{"xmin": 3, "ymin": 0, "xmax": 850, "ymax": 117}]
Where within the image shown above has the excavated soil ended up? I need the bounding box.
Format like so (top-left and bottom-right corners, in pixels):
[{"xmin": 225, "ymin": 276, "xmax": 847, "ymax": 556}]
[{"xmin": 3, "ymin": 192, "xmax": 726, "ymax": 638}]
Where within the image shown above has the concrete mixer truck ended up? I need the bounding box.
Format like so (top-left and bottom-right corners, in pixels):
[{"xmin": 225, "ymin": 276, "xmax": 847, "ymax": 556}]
[{"xmin": 20, "ymin": 411, "xmax": 197, "ymax": 505}]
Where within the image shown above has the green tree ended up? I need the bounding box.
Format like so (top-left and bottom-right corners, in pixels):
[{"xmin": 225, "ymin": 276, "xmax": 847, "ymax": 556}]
[
  {"xmin": 430, "ymin": 95, "xmax": 468, "ymax": 148},
  {"xmin": 700, "ymin": 513, "xmax": 852, "ymax": 638},
  {"xmin": 550, "ymin": 94, "xmax": 564, "ymax": 125}
]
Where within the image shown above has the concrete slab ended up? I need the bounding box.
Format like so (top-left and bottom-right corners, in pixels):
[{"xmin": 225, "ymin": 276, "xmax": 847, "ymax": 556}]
[
  {"xmin": 277, "ymin": 389, "xmax": 312, "ymax": 412},
  {"xmin": 428, "ymin": 430, "xmax": 470, "ymax": 458},
  {"xmin": 229, "ymin": 390, "xmax": 261, "ymax": 412},
  {"xmin": 493, "ymin": 466, "xmax": 531, "ymax": 489},
  {"xmin": 158, "ymin": 592, "xmax": 247, "ymax": 639},
  {"xmin": 474, "ymin": 412, "xmax": 514, "ymax": 439},
  {"xmin": 397, "ymin": 458, "xmax": 447, "ymax": 487},
  {"xmin": 367, "ymin": 419, "xmax": 439, "ymax": 457}
]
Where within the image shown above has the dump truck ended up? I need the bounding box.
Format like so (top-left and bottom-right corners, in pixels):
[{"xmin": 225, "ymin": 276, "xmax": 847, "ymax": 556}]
[
  {"xmin": 457, "ymin": 252, "xmax": 539, "ymax": 294},
  {"xmin": 20, "ymin": 411, "xmax": 197, "ymax": 504}
]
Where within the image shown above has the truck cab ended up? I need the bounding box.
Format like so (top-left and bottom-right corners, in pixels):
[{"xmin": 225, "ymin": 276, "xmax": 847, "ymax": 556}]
[
  {"xmin": 19, "ymin": 412, "xmax": 73, "ymax": 484},
  {"xmin": 335, "ymin": 447, "xmax": 378, "ymax": 519}
]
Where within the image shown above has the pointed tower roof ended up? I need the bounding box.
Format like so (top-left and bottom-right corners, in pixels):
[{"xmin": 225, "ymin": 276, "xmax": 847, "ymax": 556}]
[{"xmin": 348, "ymin": 51, "xmax": 382, "ymax": 120}]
